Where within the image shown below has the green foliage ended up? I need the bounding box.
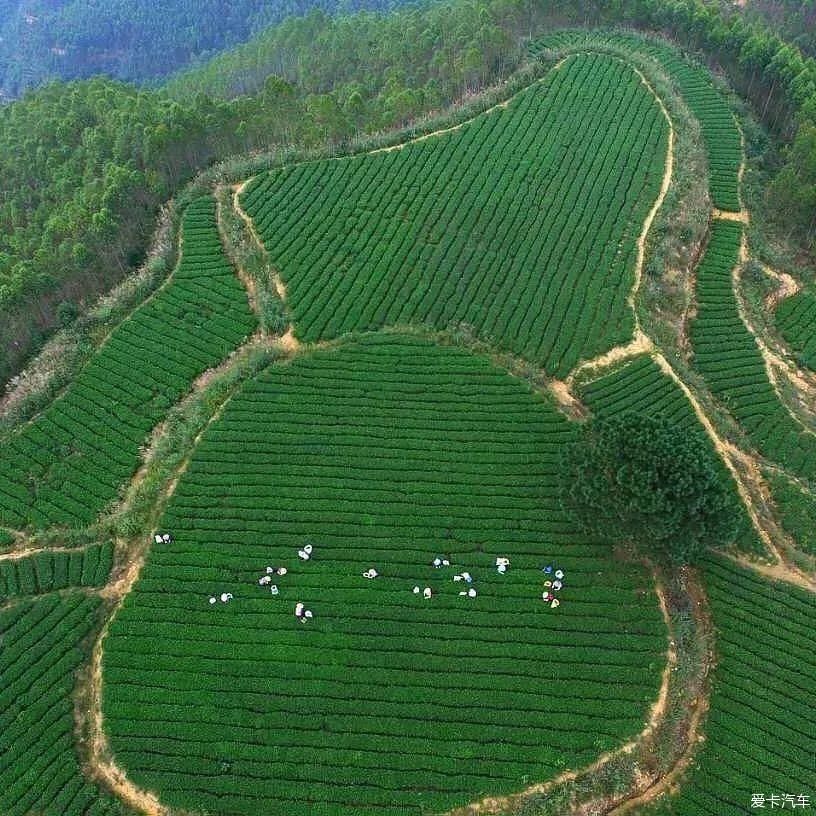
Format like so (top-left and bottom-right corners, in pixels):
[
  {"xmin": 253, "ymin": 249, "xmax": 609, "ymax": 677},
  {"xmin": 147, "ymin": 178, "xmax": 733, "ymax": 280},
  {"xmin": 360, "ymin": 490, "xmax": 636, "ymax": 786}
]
[
  {"xmin": 56, "ymin": 301, "xmax": 80, "ymax": 328},
  {"xmin": 766, "ymin": 469, "xmax": 816, "ymax": 556},
  {"xmin": 104, "ymin": 332, "xmax": 666, "ymax": 814},
  {"xmin": 166, "ymin": 4, "xmax": 521, "ymax": 111},
  {"xmin": 690, "ymin": 220, "xmax": 816, "ymax": 482},
  {"xmin": 0, "ymin": 0, "xmax": 537, "ymax": 382},
  {"xmin": 578, "ymin": 354, "xmax": 764, "ymax": 556},
  {"xmin": 241, "ymin": 53, "xmax": 668, "ymax": 376},
  {"xmin": 721, "ymin": 0, "xmax": 816, "ymax": 57},
  {"xmin": 0, "ymin": 0, "xmax": 415, "ymax": 95},
  {"xmin": 769, "ymin": 123, "xmax": 816, "ymax": 238},
  {"xmin": 532, "ymin": 29, "xmax": 742, "ymax": 212},
  {"xmin": 562, "ymin": 412, "xmax": 740, "ymax": 564},
  {"xmin": 213, "ymin": 185, "xmax": 287, "ymax": 336},
  {"xmin": 6, "ymin": 0, "xmax": 816, "ymax": 383},
  {"xmin": 642, "ymin": 556, "xmax": 816, "ymax": 815},
  {"xmin": 775, "ymin": 290, "xmax": 816, "ymax": 371},
  {"xmin": 0, "ymin": 196, "xmax": 255, "ymax": 530},
  {"xmin": 0, "ymin": 594, "xmax": 128, "ymax": 816},
  {"xmin": 0, "ymin": 542, "xmax": 114, "ymax": 602},
  {"xmin": 0, "ymin": 80, "xmax": 235, "ymax": 381}
]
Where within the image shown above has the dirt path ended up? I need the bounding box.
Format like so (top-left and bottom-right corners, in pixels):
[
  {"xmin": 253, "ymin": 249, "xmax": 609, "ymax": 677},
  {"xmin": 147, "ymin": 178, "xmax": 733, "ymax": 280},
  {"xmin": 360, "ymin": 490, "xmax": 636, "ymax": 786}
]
[
  {"xmin": 711, "ymin": 207, "xmax": 749, "ymax": 223},
  {"xmin": 723, "ymin": 550, "xmax": 816, "ymax": 593},
  {"xmin": 653, "ymin": 353, "xmax": 816, "ymax": 592},
  {"xmin": 630, "ymin": 67, "xmax": 675, "ymax": 327},
  {"xmin": 548, "ymin": 379, "xmax": 587, "ymax": 417},
  {"xmin": 275, "ymin": 327, "xmax": 301, "ymax": 353},
  {"xmin": 0, "ymin": 543, "xmax": 86, "ymax": 562},
  {"xmin": 729, "ymin": 230, "xmax": 816, "ymax": 431},
  {"xmin": 566, "ymin": 330, "xmax": 655, "ymax": 387},
  {"xmin": 81, "ymin": 329, "xmax": 285, "ymax": 814},
  {"xmin": 607, "ymin": 568, "xmax": 714, "ymax": 814},
  {"xmin": 563, "ymin": 65, "xmax": 672, "ymax": 390},
  {"xmin": 653, "ymin": 353, "xmax": 766, "ymax": 535},
  {"xmin": 232, "ymin": 181, "xmax": 292, "ymax": 317},
  {"xmin": 84, "ymin": 452, "xmax": 214, "ymax": 813},
  {"xmin": 763, "ymin": 263, "xmax": 801, "ymax": 309},
  {"xmin": 85, "ymin": 543, "xmax": 168, "ymax": 816}
]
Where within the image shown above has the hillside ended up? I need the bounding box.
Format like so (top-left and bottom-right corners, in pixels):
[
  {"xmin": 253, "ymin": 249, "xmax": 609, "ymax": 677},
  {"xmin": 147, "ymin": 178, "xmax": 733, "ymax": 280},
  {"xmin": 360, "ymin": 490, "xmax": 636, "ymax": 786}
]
[
  {"xmin": 0, "ymin": 0, "xmax": 413, "ymax": 98},
  {"xmin": 0, "ymin": 0, "xmax": 529, "ymax": 385},
  {"xmin": 1, "ymin": 5, "xmax": 816, "ymax": 816},
  {"xmin": 3, "ymin": 0, "xmax": 816, "ymax": 389}
]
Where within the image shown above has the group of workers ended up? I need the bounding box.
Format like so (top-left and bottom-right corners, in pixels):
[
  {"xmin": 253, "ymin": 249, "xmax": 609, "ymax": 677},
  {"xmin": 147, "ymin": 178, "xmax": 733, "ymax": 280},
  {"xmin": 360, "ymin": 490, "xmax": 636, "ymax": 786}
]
[{"xmin": 191, "ymin": 529, "xmax": 568, "ymax": 616}]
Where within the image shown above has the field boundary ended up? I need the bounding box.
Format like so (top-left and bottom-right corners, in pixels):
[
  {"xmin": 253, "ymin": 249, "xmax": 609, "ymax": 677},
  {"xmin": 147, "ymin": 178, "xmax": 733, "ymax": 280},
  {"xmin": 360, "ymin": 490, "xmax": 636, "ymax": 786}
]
[{"xmin": 446, "ymin": 565, "xmax": 711, "ymax": 816}]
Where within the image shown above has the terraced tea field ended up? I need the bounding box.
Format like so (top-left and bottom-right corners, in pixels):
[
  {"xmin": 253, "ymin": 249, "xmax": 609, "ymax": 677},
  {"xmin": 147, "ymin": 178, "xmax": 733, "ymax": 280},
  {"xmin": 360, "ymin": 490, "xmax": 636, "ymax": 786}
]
[
  {"xmin": 0, "ymin": 594, "xmax": 126, "ymax": 816},
  {"xmin": 1, "ymin": 24, "xmax": 815, "ymax": 816},
  {"xmin": 530, "ymin": 29, "xmax": 742, "ymax": 212},
  {"xmin": 0, "ymin": 196, "xmax": 255, "ymax": 530},
  {"xmin": 103, "ymin": 333, "xmax": 667, "ymax": 816},
  {"xmin": 690, "ymin": 220, "xmax": 816, "ymax": 482},
  {"xmin": 0, "ymin": 541, "xmax": 113, "ymax": 601},
  {"xmin": 642, "ymin": 556, "xmax": 816, "ymax": 815},
  {"xmin": 240, "ymin": 52, "xmax": 668, "ymax": 377}
]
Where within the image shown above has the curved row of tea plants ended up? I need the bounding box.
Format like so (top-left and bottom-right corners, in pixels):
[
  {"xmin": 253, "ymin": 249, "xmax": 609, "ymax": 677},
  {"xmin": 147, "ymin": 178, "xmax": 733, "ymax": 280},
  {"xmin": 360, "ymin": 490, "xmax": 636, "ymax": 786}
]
[
  {"xmin": 0, "ymin": 196, "xmax": 256, "ymax": 530},
  {"xmin": 577, "ymin": 353, "xmax": 765, "ymax": 555},
  {"xmin": 764, "ymin": 469, "xmax": 816, "ymax": 557},
  {"xmin": 0, "ymin": 541, "xmax": 113, "ymax": 602},
  {"xmin": 240, "ymin": 52, "xmax": 668, "ymax": 378},
  {"xmin": 775, "ymin": 291, "xmax": 816, "ymax": 372},
  {"xmin": 642, "ymin": 555, "xmax": 816, "ymax": 815},
  {"xmin": 690, "ymin": 220, "xmax": 816, "ymax": 483},
  {"xmin": 103, "ymin": 332, "xmax": 668, "ymax": 816},
  {"xmin": 530, "ymin": 29, "xmax": 742, "ymax": 212},
  {"xmin": 0, "ymin": 594, "xmax": 130, "ymax": 816}
]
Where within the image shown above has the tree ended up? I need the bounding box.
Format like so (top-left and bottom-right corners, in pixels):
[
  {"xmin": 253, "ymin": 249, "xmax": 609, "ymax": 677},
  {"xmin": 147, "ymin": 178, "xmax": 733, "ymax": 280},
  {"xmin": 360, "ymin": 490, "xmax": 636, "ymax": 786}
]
[
  {"xmin": 561, "ymin": 412, "xmax": 740, "ymax": 564},
  {"xmin": 769, "ymin": 123, "xmax": 816, "ymax": 243}
]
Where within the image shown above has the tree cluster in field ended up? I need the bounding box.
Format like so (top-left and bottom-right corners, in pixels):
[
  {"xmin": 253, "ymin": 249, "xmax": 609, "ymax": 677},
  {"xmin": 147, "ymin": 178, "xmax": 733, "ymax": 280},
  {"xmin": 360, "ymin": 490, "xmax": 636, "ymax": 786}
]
[{"xmin": 562, "ymin": 413, "xmax": 741, "ymax": 565}]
